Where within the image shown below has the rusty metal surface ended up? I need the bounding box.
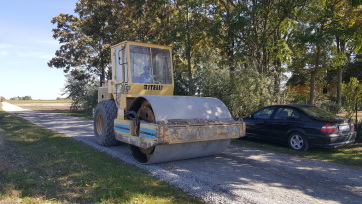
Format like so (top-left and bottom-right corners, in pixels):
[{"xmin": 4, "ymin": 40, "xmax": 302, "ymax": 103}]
[
  {"xmin": 114, "ymin": 119, "xmax": 245, "ymax": 149},
  {"xmin": 162, "ymin": 122, "xmax": 244, "ymax": 144},
  {"xmin": 114, "ymin": 119, "xmax": 159, "ymax": 149}
]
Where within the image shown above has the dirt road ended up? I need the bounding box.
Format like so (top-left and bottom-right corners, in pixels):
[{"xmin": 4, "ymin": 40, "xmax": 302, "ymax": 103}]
[{"xmin": 2, "ymin": 102, "xmax": 362, "ymax": 204}]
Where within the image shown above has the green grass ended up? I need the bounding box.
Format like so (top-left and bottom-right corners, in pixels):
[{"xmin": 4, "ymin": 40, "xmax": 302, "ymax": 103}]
[
  {"xmin": 232, "ymin": 138, "xmax": 362, "ymax": 167},
  {"xmin": 60, "ymin": 112, "xmax": 93, "ymax": 119},
  {"xmin": 0, "ymin": 104, "xmax": 204, "ymax": 204}
]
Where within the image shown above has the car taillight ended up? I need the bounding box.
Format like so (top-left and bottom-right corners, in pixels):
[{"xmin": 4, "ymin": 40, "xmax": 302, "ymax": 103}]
[
  {"xmin": 320, "ymin": 124, "xmax": 337, "ymax": 133},
  {"xmin": 351, "ymin": 123, "xmax": 355, "ymax": 131}
]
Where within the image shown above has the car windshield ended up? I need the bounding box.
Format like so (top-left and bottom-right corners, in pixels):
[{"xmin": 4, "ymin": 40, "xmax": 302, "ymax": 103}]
[{"xmin": 298, "ymin": 106, "xmax": 339, "ymax": 121}]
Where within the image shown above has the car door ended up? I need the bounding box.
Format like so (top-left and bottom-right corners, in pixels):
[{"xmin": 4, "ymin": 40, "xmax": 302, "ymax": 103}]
[
  {"xmin": 246, "ymin": 106, "xmax": 277, "ymax": 138},
  {"xmin": 264, "ymin": 107, "xmax": 301, "ymax": 142}
]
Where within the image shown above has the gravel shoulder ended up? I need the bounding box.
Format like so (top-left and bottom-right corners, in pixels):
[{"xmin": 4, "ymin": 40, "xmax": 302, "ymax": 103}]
[{"xmin": 2, "ymin": 102, "xmax": 362, "ymax": 204}]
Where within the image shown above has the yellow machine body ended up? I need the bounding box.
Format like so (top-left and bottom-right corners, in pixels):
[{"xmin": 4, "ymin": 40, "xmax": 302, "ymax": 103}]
[{"xmin": 95, "ymin": 41, "xmax": 245, "ymax": 164}]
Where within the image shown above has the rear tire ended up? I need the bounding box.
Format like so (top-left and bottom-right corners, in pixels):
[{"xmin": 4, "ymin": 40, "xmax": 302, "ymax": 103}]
[
  {"xmin": 288, "ymin": 132, "xmax": 309, "ymax": 151},
  {"xmin": 94, "ymin": 100, "xmax": 120, "ymax": 146}
]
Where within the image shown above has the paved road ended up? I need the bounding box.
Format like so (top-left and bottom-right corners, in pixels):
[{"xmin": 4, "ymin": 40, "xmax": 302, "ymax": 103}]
[{"xmin": 2, "ymin": 102, "xmax": 362, "ymax": 204}]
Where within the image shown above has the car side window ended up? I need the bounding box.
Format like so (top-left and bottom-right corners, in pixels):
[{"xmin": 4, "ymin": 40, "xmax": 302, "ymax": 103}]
[
  {"xmin": 274, "ymin": 108, "xmax": 300, "ymax": 120},
  {"xmin": 253, "ymin": 107, "xmax": 276, "ymax": 119},
  {"xmin": 290, "ymin": 110, "xmax": 300, "ymax": 119}
]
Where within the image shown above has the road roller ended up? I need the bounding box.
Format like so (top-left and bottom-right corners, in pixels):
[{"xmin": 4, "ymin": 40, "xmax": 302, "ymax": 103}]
[{"xmin": 94, "ymin": 41, "xmax": 245, "ymax": 164}]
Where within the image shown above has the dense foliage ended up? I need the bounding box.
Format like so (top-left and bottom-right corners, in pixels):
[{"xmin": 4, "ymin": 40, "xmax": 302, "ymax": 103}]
[
  {"xmin": 48, "ymin": 0, "xmax": 362, "ymax": 117},
  {"xmin": 62, "ymin": 69, "xmax": 99, "ymax": 114}
]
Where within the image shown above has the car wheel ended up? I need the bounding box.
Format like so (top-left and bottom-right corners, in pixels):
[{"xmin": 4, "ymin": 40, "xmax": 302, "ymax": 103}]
[{"xmin": 288, "ymin": 133, "xmax": 309, "ymax": 151}]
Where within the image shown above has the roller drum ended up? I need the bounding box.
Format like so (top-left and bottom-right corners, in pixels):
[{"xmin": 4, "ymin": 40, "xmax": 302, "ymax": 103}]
[
  {"xmin": 130, "ymin": 140, "xmax": 231, "ymax": 164},
  {"xmin": 125, "ymin": 95, "xmax": 245, "ymax": 164}
]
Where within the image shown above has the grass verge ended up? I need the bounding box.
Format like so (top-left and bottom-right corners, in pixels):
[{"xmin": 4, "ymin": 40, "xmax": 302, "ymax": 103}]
[
  {"xmin": 60, "ymin": 112, "xmax": 93, "ymax": 119},
  {"xmin": 0, "ymin": 106, "xmax": 203, "ymax": 204},
  {"xmin": 232, "ymin": 138, "xmax": 362, "ymax": 168}
]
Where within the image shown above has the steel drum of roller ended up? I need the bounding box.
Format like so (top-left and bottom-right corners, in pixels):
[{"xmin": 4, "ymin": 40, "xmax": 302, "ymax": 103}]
[
  {"xmin": 130, "ymin": 140, "xmax": 231, "ymax": 164},
  {"xmin": 128, "ymin": 96, "xmax": 239, "ymax": 164},
  {"xmin": 136, "ymin": 95, "xmax": 233, "ymax": 122}
]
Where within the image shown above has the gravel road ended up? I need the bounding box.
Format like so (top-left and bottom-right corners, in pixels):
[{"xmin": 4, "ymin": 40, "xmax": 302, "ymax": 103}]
[{"xmin": 2, "ymin": 102, "xmax": 362, "ymax": 204}]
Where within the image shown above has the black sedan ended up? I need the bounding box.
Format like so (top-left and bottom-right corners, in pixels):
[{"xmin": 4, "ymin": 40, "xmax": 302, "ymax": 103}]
[{"xmin": 243, "ymin": 104, "xmax": 356, "ymax": 151}]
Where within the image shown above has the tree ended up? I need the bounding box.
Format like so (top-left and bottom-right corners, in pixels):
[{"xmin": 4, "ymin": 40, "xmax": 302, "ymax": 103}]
[
  {"xmin": 209, "ymin": 0, "xmax": 304, "ymax": 101},
  {"xmin": 48, "ymin": 13, "xmax": 84, "ymax": 73},
  {"xmin": 49, "ymin": 0, "xmax": 122, "ymax": 86},
  {"xmin": 325, "ymin": 0, "xmax": 362, "ymax": 105},
  {"xmin": 342, "ymin": 77, "xmax": 362, "ymax": 118},
  {"xmin": 344, "ymin": 54, "xmax": 362, "ymax": 81},
  {"xmin": 291, "ymin": 0, "xmax": 336, "ymax": 105},
  {"xmin": 207, "ymin": 0, "xmax": 248, "ymax": 80},
  {"xmin": 292, "ymin": 0, "xmax": 362, "ymax": 105},
  {"xmin": 62, "ymin": 69, "xmax": 99, "ymax": 113},
  {"xmin": 169, "ymin": 0, "xmax": 210, "ymax": 95},
  {"xmin": 9, "ymin": 96, "xmax": 32, "ymax": 100},
  {"xmin": 49, "ymin": 0, "xmax": 362, "ymax": 115}
]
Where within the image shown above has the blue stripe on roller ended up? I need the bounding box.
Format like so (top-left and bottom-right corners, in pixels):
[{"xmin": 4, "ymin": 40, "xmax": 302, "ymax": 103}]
[
  {"xmin": 115, "ymin": 124, "xmax": 130, "ymax": 134},
  {"xmin": 140, "ymin": 128, "xmax": 157, "ymax": 139}
]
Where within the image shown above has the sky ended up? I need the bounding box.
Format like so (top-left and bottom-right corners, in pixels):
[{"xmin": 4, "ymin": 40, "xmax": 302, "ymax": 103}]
[{"xmin": 0, "ymin": 0, "xmax": 78, "ymax": 99}]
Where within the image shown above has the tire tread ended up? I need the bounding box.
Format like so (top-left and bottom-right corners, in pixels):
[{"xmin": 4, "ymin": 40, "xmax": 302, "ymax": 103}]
[{"xmin": 94, "ymin": 100, "xmax": 119, "ymax": 146}]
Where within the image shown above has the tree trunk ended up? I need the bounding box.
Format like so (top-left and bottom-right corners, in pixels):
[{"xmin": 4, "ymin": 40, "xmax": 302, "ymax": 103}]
[
  {"xmin": 337, "ymin": 65, "xmax": 343, "ymax": 105},
  {"xmin": 273, "ymin": 60, "xmax": 281, "ymax": 104},
  {"xmin": 185, "ymin": 8, "xmax": 193, "ymax": 96},
  {"xmin": 309, "ymin": 69, "xmax": 316, "ymax": 105},
  {"xmin": 336, "ymin": 37, "xmax": 345, "ymax": 105},
  {"xmin": 273, "ymin": 33, "xmax": 281, "ymax": 104},
  {"xmin": 186, "ymin": 43, "xmax": 192, "ymax": 95},
  {"xmin": 225, "ymin": 9, "xmax": 235, "ymax": 82},
  {"xmin": 228, "ymin": 41, "xmax": 235, "ymax": 81},
  {"xmin": 100, "ymin": 67, "xmax": 105, "ymax": 87},
  {"xmin": 309, "ymin": 45, "xmax": 321, "ymax": 105}
]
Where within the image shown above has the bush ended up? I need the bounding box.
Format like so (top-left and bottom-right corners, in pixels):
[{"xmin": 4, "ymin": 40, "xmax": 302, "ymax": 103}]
[
  {"xmin": 342, "ymin": 77, "xmax": 362, "ymax": 118},
  {"xmin": 198, "ymin": 68, "xmax": 283, "ymax": 117},
  {"xmin": 321, "ymin": 101, "xmax": 344, "ymax": 114},
  {"xmin": 82, "ymin": 86, "xmax": 99, "ymax": 115},
  {"xmin": 63, "ymin": 70, "xmax": 99, "ymax": 115},
  {"xmin": 9, "ymin": 96, "xmax": 32, "ymax": 100},
  {"xmin": 198, "ymin": 68, "xmax": 233, "ymax": 110},
  {"xmin": 290, "ymin": 92, "xmax": 309, "ymax": 104}
]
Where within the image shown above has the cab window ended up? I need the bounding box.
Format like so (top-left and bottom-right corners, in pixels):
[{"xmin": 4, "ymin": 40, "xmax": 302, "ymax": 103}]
[{"xmin": 129, "ymin": 45, "xmax": 172, "ymax": 84}]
